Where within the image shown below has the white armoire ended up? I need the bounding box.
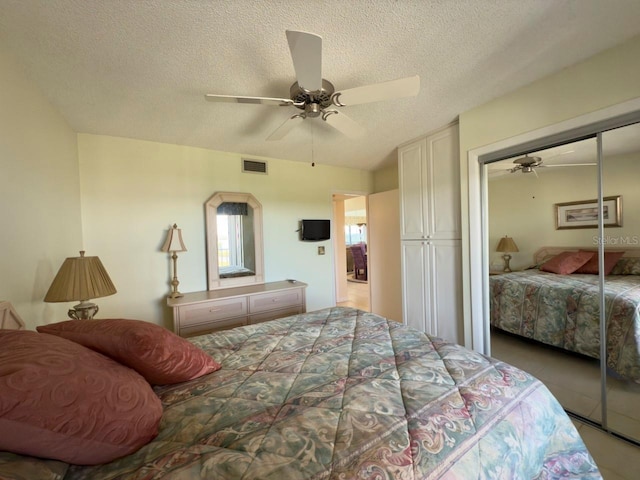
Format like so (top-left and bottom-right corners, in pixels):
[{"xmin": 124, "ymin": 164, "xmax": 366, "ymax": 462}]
[{"xmin": 398, "ymin": 123, "xmax": 462, "ymax": 344}]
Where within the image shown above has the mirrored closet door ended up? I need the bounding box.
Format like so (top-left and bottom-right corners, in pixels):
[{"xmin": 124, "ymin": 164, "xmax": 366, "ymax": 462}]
[
  {"xmin": 485, "ymin": 122, "xmax": 640, "ymax": 445},
  {"xmin": 601, "ymin": 123, "xmax": 640, "ymax": 442}
]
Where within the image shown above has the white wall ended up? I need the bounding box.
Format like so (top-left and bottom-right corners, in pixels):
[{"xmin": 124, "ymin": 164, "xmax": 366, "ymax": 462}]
[
  {"xmin": 0, "ymin": 43, "xmax": 82, "ymax": 330},
  {"xmin": 459, "ymin": 33, "xmax": 640, "ymax": 347},
  {"xmin": 77, "ymin": 134, "xmax": 372, "ymax": 328}
]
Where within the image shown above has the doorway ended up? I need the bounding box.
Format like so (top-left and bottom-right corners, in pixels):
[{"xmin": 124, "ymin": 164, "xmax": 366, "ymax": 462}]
[{"xmin": 333, "ymin": 194, "xmax": 370, "ymax": 311}]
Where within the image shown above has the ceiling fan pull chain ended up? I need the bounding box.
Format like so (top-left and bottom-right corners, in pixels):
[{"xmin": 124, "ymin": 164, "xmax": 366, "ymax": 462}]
[{"xmin": 311, "ymin": 124, "xmax": 316, "ymax": 167}]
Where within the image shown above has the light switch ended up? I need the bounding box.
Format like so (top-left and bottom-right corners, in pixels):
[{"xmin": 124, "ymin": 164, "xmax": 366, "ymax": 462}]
[{"xmin": 318, "ymin": 246, "xmax": 325, "ymax": 255}]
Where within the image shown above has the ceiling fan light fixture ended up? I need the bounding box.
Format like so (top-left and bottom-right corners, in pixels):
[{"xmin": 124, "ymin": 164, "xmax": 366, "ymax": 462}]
[{"xmin": 305, "ymin": 103, "xmax": 322, "ymax": 118}]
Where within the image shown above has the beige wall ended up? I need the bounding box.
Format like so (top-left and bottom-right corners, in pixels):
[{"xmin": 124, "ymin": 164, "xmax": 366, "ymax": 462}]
[
  {"xmin": 459, "ymin": 33, "xmax": 640, "ymax": 346},
  {"xmin": 372, "ymin": 163, "xmax": 399, "ymax": 193},
  {"xmin": 1, "ymin": 34, "xmax": 373, "ymax": 329},
  {"xmin": 78, "ymin": 134, "xmax": 372, "ymax": 327},
  {"xmin": 0, "ymin": 43, "xmax": 82, "ymax": 330},
  {"xmin": 488, "ymin": 153, "xmax": 640, "ymax": 271},
  {"xmin": 459, "ymin": 35, "xmax": 640, "ymax": 155}
]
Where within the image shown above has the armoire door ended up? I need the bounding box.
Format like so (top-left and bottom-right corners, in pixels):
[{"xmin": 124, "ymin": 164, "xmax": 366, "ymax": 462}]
[
  {"xmin": 401, "ymin": 241, "xmax": 429, "ymax": 333},
  {"xmin": 398, "ymin": 124, "xmax": 461, "ymax": 241},
  {"xmin": 398, "ymin": 139, "xmax": 427, "ymax": 240},
  {"xmin": 427, "ymin": 239, "xmax": 462, "ymax": 343},
  {"xmin": 401, "ymin": 239, "xmax": 461, "ymax": 343}
]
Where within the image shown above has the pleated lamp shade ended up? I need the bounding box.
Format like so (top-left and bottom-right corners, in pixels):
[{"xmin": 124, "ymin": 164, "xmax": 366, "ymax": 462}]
[
  {"xmin": 44, "ymin": 251, "xmax": 117, "ymax": 303},
  {"xmin": 496, "ymin": 236, "xmax": 519, "ymax": 253}
]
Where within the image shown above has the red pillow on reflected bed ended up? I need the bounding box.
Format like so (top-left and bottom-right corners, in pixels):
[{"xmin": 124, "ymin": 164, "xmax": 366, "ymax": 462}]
[
  {"xmin": 0, "ymin": 330, "xmax": 162, "ymax": 465},
  {"xmin": 37, "ymin": 318, "xmax": 220, "ymax": 385},
  {"xmin": 539, "ymin": 250, "xmax": 595, "ymax": 275},
  {"xmin": 574, "ymin": 250, "xmax": 625, "ymax": 275}
]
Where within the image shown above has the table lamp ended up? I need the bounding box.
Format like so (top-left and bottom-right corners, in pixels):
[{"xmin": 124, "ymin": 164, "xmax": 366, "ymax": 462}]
[
  {"xmin": 161, "ymin": 224, "xmax": 187, "ymax": 298},
  {"xmin": 44, "ymin": 251, "xmax": 117, "ymax": 319},
  {"xmin": 496, "ymin": 236, "xmax": 519, "ymax": 272}
]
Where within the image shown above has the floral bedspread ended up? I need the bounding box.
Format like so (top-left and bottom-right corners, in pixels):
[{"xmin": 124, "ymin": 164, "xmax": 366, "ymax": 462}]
[
  {"xmin": 0, "ymin": 307, "xmax": 600, "ymax": 479},
  {"xmin": 490, "ymin": 270, "xmax": 640, "ymax": 382}
]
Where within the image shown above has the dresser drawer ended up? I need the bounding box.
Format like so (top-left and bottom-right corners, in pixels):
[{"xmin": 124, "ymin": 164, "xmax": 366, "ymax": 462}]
[
  {"xmin": 249, "ymin": 289, "xmax": 303, "ymax": 314},
  {"xmin": 180, "ymin": 317, "xmax": 248, "ymax": 338},
  {"xmin": 178, "ymin": 297, "xmax": 247, "ymax": 328},
  {"xmin": 168, "ymin": 281, "xmax": 307, "ymax": 338},
  {"xmin": 249, "ymin": 305, "xmax": 303, "ymax": 325}
]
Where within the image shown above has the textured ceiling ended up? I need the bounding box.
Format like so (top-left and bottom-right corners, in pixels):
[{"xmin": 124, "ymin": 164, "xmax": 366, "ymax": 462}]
[{"xmin": 2, "ymin": 0, "xmax": 640, "ymax": 171}]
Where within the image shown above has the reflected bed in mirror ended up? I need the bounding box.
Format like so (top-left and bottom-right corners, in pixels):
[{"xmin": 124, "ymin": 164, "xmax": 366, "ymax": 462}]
[{"xmin": 206, "ymin": 192, "xmax": 264, "ymax": 289}]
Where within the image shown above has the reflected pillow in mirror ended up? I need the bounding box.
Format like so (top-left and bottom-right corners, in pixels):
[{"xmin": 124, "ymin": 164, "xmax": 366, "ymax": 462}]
[
  {"xmin": 574, "ymin": 250, "xmax": 625, "ymax": 275},
  {"xmin": 610, "ymin": 257, "xmax": 640, "ymax": 275},
  {"xmin": 539, "ymin": 251, "xmax": 595, "ymax": 275}
]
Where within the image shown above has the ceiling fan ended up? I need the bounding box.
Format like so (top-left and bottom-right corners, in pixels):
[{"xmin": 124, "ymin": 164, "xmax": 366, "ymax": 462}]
[
  {"xmin": 204, "ymin": 30, "xmax": 420, "ymax": 140},
  {"xmin": 496, "ymin": 154, "xmax": 597, "ymax": 176}
]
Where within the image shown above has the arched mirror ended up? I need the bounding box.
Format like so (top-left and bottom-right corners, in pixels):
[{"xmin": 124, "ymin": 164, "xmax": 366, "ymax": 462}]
[{"xmin": 205, "ymin": 192, "xmax": 264, "ymax": 290}]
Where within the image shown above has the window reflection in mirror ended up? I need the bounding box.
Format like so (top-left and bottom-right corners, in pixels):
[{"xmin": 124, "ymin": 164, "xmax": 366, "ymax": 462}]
[
  {"xmin": 216, "ymin": 202, "xmax": 255, "ymax": 278},
  {"xmin": 205, "ymin": 192, "xmax": 264, "ymax": 290}
]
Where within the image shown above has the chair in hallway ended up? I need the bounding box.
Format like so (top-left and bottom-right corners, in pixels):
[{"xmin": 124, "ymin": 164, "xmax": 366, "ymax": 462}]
[{"xmin": 349, "ymin": 243, "xmax": 367, "ymax": 281}]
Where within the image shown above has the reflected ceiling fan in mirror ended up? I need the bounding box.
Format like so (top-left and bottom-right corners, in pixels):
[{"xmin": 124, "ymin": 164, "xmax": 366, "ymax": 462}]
[
  {"xmin": 204, "ymin": 30, "xmax": 420, "ymax": 140},
  {"xmin": 490, "ymin": 153, "xmax": 597, "ymax": 178}
]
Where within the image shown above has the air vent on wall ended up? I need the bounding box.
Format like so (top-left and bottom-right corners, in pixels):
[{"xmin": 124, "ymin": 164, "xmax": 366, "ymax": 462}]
[{"xmin": 242, "ymin": 158, "xmax": 268, "ymax": 174}]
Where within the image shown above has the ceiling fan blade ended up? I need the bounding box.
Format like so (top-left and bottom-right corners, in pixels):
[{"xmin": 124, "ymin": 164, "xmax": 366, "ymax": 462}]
[
  {"xmin": 332, "ymin": 75, "xmax": 420, "ymax": 107},
  {"xmin": 205, "ymin": 94, "xmax": 295, "ymax": 107},
  {"xmin": 286, "ymin": 30, "xmax": 322, "ymax": 91},
  {"xmin": 266, "ymin": 114, "xmax": 305, "ymax": 141},
  {"xmin": 322, "ymin": 110, "xmax": 365, "ymax": 138},
  {"xmin": 542, "ymin": 163, "xmax": 597, "ymax": 167}
]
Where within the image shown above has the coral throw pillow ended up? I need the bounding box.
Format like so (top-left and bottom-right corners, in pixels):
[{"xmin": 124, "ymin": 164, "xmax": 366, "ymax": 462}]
[
  {"xmin": 38, "ymin": 318, "xmax": 220, "ymax": 385},
  {"xmin": 539, "ymin": 251, "xmax": 595, "ymax": 275},
  {"xmin": 0, "ymin": 330, "xmax": 162, "ymax": 465},
  {"xmin": 574, "ymin": 250, "xmax": 625, "ymax": 275}
]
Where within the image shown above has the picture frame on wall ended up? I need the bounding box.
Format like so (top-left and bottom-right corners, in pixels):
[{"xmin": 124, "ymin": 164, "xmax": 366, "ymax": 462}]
[{"xmin": 555, "ymin": 195, "xmax": 622, "ymax": 230}]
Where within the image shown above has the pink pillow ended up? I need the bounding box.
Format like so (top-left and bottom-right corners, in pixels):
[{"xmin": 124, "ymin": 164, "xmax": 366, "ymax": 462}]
[
  {"xmin": 540, "ymin": 251, "xmax": 595, "ymax": 275},
  {"xmin": 574, "ymin": 250, "xmax": 625, "ymax": 275},
  {"xmin": 37, "ymin": 318, "xmax": 220, "ymax": 385},
  {"xmin": 0, "ymin": 330, "xmax": 162, "ymax": 465}
]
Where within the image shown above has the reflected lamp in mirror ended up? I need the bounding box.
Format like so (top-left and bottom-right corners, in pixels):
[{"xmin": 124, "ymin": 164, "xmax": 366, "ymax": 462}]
[
  {"xmin": 44, "ymin": 251, "xmax": 117, "ymax": 320},
  {"xmin": 161, "ymin": 224, "xmax": 187, "ymax": 299},
  {"xmin": 496, "ymin": 236, "xmax": 519, "ymax": 272}
]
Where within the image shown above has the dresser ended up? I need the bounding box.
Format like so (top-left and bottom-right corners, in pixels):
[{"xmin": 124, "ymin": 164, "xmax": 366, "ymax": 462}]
[{"xmin": 167, "ymin": 281, "xmax": 307, "ymax": 337}]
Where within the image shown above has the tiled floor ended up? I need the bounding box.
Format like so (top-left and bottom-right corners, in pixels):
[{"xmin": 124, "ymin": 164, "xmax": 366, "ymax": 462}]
[
  {"xmin": 337, "ymin": 275, "xmax": 370, "ymax": 311},
  {"xmin": 492, "ymin": 330, "xmax": 640, "ymax": 479}
]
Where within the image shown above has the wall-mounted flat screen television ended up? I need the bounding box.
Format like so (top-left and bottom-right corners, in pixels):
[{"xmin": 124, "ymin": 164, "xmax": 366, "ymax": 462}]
[{"xmin": 300, "ymin": 219, "xmax": 331, "ymax": 241}]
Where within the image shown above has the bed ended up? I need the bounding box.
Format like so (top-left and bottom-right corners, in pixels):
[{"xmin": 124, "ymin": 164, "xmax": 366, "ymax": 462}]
[
  {"xmin": 490, "ymin": 247, "xmax": 640, "ymax": 383},
  {"xmin": 0, "ymin": 303, "xmax": 601, "ymax": 479}
]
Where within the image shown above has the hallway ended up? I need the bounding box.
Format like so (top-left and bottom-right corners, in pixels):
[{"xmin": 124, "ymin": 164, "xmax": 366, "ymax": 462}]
[{"xmin": 337, "ymin": 276, "xmax": 370, "ymax": 311}]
